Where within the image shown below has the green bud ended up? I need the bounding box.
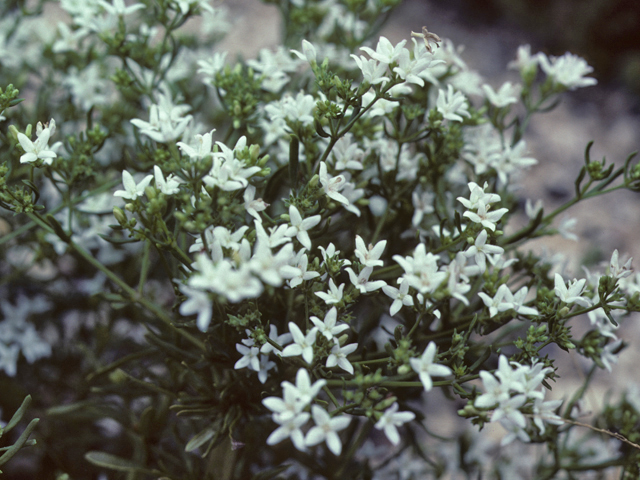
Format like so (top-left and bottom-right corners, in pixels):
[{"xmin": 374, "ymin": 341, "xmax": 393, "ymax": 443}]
[
  {"xmin": 125, "ymin": 203, "xmax": 135, "ymax": 212},
  {"xmin": 8, "ymin": 124, "xmax": 19, "ymax": 141},
  {"xmin": 145, "ymin": 185, "xmax": 156, "ymax": 200},
  {"xmin": 109, "ymin": 368, "xmax": 128, "ymax": 384},
  {"xmin": 249, "ymin": 144, "xmax": 260, "ymax": 162},
  {"xmin": 308, "ymin": 174, "xmax": 319, "ymax": 188},
  {"xmin": 397, "ymin": 364, "xmax": 410, "ymax": 375},
  {"xmin": 258, "ymin": 154, "xmax": 270, "ymax": 167},
  {"xmin": 113, "ymin": 206, "xmax": 127, "ymax": 225}
]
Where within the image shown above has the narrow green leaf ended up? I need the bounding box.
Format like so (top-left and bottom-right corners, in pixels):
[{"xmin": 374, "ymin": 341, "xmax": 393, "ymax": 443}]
[
  {"xmin": 0, "ymin": 418, "xmax": 39, "ymax": 467},
  {"xmin": 185, "ymin": 425, "xmax": 217, "ymax": 452},
  {"xmin": 84, "ymin": 451, "xmax": 157, "ymax": 474},
  {"xmin": 4, "ymin": 395, "xmax": 31, "ymax": 433}
]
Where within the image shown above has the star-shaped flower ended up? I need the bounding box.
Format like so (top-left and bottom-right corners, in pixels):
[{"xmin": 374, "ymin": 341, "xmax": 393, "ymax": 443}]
[
  {"xmin": 285, "ymin": 205, "xmax": 321, "ymax": 250},
  {"xmin": 374, "ymin": 402, "xmax": 415, "ymax": 446},
  {"xmin": 409, "ymin": 341, "xmax": 452, "ymax": 391},
  {"xmin": 281, "ymin": 323, "xmax": 318, "ymax": 364},
  {"xmin": 113, "ymin": 170, "xmax": 153, "ymax": 201},
  {"xmin": 304, "ymin": 405, "xmax": 351, "ymax": 455}
]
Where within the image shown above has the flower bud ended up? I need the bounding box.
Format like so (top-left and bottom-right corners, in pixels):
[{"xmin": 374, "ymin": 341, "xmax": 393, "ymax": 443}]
[
  {"xmin": 113, "ymin": 206, "xmax": 127, "ymax": 225},
  {"xmin": 308, "ymin": 174, "xmax": 319, "ymax": 188},
  {"xmin": 145, "ymin": 185, "xmax": 156, "ymax": 200}
]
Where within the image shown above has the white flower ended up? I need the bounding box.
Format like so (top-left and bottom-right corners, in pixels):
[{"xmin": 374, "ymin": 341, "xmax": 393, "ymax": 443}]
[
  {"xmin": 411, "ymin": 188, "xmax": 435, "ymax": 227},
  {"xmin": 291, "ymin": 39, "xmax": 317, "ymax": 64},
  {"xmin": 265, "ymin": 412, "xmax": 310, "ymax": 451},
  {"xmin": 558, "ymin": 216, "xmax": 578, "ymax": 241},
  {"xmin": 532, "ymin": 394, "xmax": 564, "ymax": 434},
  {"xmin": 99, "ymin": 0, "xmax": 145, "ymax": 16},
  {"xmin": 525, "ymin": 198, "xmax": 543, "ymax": 219},
  {"xmin": 260, "ymin": 325, "xmax": 293, "ymax": 356},
  {"xmin": 350, "ymin": 54, "xmax": 390, "ymax": 85},
  {"xmin": 374, "ymin": 402, "xmax": 415, "ymax": 446},
  {"xmin": 315, "ymin": 278, "xmax": 345, "ymax": 305},
  {"xmin": 554, "ymin": 273, "xmax": 591, "ymax": 308},
  {"xmin": 283, "ymin": 368, "xmax": 327, "ymax": 408},
  {"xmin": 409, "ymin": 342, "xmax": 452, "ymax": 392},
  {"xmin": 178, "ymin": 284, "xmax": 212, "ymax": 332},
  {"xmin": 310, "ymin": 307, "xmax": 349, "ymax": 340},
  {"xmin": 436, "ymin": 85, "xmax": 470, "ymax": 122},
  {"xmin": 457, "ymin": 182, "xmax": 501, "ymax": 211},
  {"xmin": 463, "ymin": 201, "xmax": 509, "ymax": 232},
  {"xmin": 113, "ymin": 170, "xmax": 154, "ymax": 200},
  {"xmin": 153, "ymin": 166, "xmax": 180, "ymax": 195},
  {"xmin": 478, "ymin": 284, "xmax": 512, "ymax": 318},
  {"xmin": 326, "ymin": 342, "xmax": 358, "ymax": 374},
  {"xmin": 354, "ymin": 235, "xmax": 386, "ymax": 268},
  {"xmin": 498, "ymin": 286, "xmax": 539, "ymax": 317},
  {"xmin": 281, "ymin": 323, "xmax": 317, "ymax": 364},
  {"xmin": 287, "ymin": 249, "xmax": 320, "ymax": 288},
  {"xmin": 17, "ymin": 119, "xmax": 58, "ymax": 165},
  {"xmin": 464, "ymin": 229, "xmax": 505, "ymax": 273},
  {"xmin": 319, "ymin": 162, "xmax": 349, "ymax": 205},
  {"xmin": 305, "ymin": 405, "xmax": 351, "ymax": 455},
  {"xmin": 243, "ymin": 185, "xmax": 269, "ymax": 222},
  {"xmin": 609, "ymin": 249, "xmax": 633, "ymax": 279},
  {"xmin": 508, "ymin": 44, "xmax": 539, "ymax": 77},
  {"xmin": 285, "ymin": 205, "xmax": 321, "ymax": 250},
  {"xmin": 345, "ymin": 266, "xmax": 387, "ymax": 294},
  {"xmin": 538, "ymin": 52, "xmax": 597, "ymax": 90},
  {"xmin": 482, "ymin": 81, "xmax": 521, "ymax": 108},
  {"xmin": 234, "ymin": 343, "xmax": 260, "ymax": 372},
  {"xmin": 177, "ymin": 129, "xmax": 215, "ymax": 160},
  {"xmin": 359, "ymin": 36, "xmax": 406, "ymax": 65},
  {"xmin": 382, "ymin": 280, "xmax": 414, "ymax": 316}
]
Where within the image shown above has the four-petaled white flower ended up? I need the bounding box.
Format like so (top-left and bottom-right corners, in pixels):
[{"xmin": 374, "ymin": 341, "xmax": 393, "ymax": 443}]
[
  {"xmin": 310, "ymin": 307, "xmax": 349, "ymax": 341},
  {"xmin": 281, "ymin": 323, "xmax": 318, "ymax": 364},
  {"xmin": 326, "ymin": 342, "xmax": 358, "ymax": 374},
  {"xmin": 319, "ymin": 162, "xmax": 349, "ymax": 205},
  {"xmin": 436, "ymin": 85, "xmax": 470, "ymax": 122},
  {"xmin": 285, "ymin": 205, "xmax": 321, "ymax": 250},
  {"xmin": 374, "ymin": 402, "xmax": 415, "ymax": 446},
  {"xmin": 409, "ymin": 341, "xmax": 452, "ymax": 392},
  {"xmin": 345, "ymin": 266, "xmax": 387, "ymax": 294},
  {"xmin": 153, "ymin": 165, "xmax": 181, "ymax": 195},
  {"xmin": 382, "ymin": 280, "xmax": 414, "ymax": 316},
  {"xmin": 315, "ymin": 278, "xmax": 345, "ymax": 305},
  {"xmin": 243, "ymin": 185, "xmax": 269, "ymax": 222},
  {"xmin": 354, "ymin": 235, "xmax": 386, "ymax": 268},
  {"xmin": 463, "ymin": 200, "xmax": 508, "ymax": 232},
  {"xmin": 609, "ymin": 249, "xmax": 633, "ymax": 279},
  {"xmin": 305, "ymin": 405, "xmax": 351, "ymax": 455},
  {"xmin": 17, "ymin": 119, "xmax": 58, "ymax": 165},
  {"xmin": 554, "ymin": 273, "xmax": 591, "ymax": 308},
  {"xmin": 360, "ymin": 36, "xmax": 406, "ymax": 65},
  {"xmin": 464, "ymin": 229, "xmax": 505, "ymax": 273},
  {"xmin": 114, "ymin": 170, "xmax": 154, "ymax": 200}
]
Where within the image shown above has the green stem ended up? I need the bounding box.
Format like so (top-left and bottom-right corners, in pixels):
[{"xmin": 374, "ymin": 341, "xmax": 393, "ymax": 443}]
[{"xmin": 25, "ymin": 212, "xmax": 206, "ymax": 351}]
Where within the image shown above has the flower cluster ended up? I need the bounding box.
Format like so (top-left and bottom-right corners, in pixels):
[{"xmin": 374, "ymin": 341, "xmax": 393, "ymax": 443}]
[{"xmin": 0, "ymin": 0, "xmax": 639, "ymax": 478}]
